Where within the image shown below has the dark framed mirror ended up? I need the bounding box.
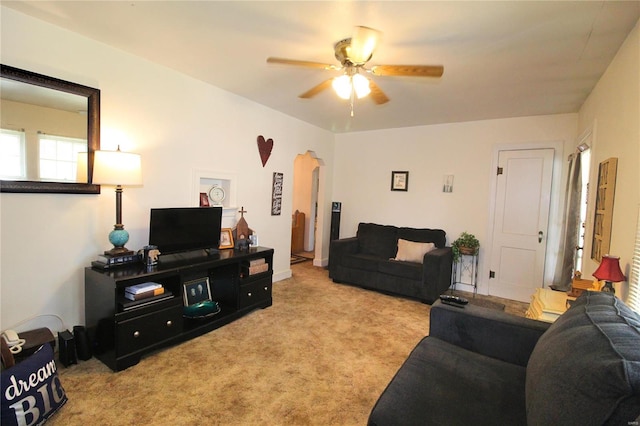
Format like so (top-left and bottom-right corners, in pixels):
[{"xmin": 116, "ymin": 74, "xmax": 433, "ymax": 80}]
[{"xmin": 0, "ymin": 64, "xmax": 100, "ymax": 194}]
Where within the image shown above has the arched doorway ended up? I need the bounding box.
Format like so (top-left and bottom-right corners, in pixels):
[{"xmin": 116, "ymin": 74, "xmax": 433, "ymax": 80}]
[{"xmin": 292, "ymin": 151, "xmax": 325, "ymax": 265}]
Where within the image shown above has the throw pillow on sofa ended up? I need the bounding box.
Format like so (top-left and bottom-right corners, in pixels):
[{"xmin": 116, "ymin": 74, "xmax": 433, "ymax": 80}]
[
  {"xmin": 1, "ymin": 344, "xmax": 67, "ymax": 425},
  {"xmin": 394, "ymin": 239, "xmax": 436, "ymax": 263}
]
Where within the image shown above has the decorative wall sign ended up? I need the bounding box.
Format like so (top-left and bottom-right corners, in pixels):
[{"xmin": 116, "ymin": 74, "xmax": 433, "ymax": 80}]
[
  {"xmin": 391, "ymin": 171, "xmax": 409, "ymax": 191},
  {"xmin": 271, "ymin": 172, "xmax": 283, "ymax": 215},
  {"xmin": 257, "ymin": 135, "xmax": 274, "ymax": 167}
]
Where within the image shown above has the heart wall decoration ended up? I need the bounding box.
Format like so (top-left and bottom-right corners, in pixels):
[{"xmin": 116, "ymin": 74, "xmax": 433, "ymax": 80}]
[{"xmin": 257, "ymin": 135, "xmax": 273, "ymax": 167}]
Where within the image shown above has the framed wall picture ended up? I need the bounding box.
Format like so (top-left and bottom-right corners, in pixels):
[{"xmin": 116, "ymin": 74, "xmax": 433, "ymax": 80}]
[
  {"xmin": 391, "ymin": 171, "xmax": 409, "ymax": 191},
  {"xmin": 183, "ymin": 277, "xmax": 211, "ymax": 306},
  {"xmin": 219, "ymin": 228, "xmax": 234, "ymax": 249},
  {"xmin": 199, "ymin": 192, "xmax": 210, "ymax": 207}
]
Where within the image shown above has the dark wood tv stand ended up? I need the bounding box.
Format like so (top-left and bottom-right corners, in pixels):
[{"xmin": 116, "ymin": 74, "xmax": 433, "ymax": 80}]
[{"xmin": 84, "ymin": 247, "xmax": 274, "ymax": 371}]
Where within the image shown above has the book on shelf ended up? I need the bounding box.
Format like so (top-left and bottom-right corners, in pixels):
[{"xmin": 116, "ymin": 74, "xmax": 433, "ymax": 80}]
[
  {"xmin": 119, "ymin": 292, "xmax": 174, "ymax": 311},
  {"xmin": 91, "ymin": 258, "xmax": 138, "ymax": 270},
  {"xmin": 243, "ymin": 262, "xmax": 269, "ymax": 275},
  {"xmin": 96, "ymin": 253, "xmax": 141, "ymax": 266},
  {"xmin": 248, "ymin": 258, "xmax": 266, "ymax": 267},
  {"xmin": 124, "ymin": 286, "xmax": 165, "ymax": 301},
  {"xmin": 125, "ymin": 282, "xmax": 162, "ymax": 295}
]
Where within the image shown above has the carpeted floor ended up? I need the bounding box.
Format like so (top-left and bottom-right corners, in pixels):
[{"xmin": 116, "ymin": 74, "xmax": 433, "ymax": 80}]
[{"xmin": 51, "ymin": 262, "xmax": 527, "ymax": 425}]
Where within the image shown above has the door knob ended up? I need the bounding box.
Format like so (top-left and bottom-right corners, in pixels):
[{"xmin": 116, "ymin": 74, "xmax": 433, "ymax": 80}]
[{"xmin": 538, "ymin": 231, "xmax": 543, "ymax": 243}]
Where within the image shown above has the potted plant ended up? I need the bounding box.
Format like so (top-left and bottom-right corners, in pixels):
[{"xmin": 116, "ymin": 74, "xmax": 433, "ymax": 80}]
[{"xmin": 452, "ymin": 232, "xmax": 480, "ymax": 262}]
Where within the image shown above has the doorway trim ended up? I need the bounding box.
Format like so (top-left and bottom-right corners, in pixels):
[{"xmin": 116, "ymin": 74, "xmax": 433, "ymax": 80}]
[
  {"xmin": 484, "ymin": 140, "xmax": 565, "ymax": 296},
  {"xmin": 291, "ymin": 150, "xmax": 328, "ymax": 267}
]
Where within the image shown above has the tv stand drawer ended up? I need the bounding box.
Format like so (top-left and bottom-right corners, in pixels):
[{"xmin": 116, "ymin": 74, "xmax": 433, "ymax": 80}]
[
  {"xmin": 239, "ymin": 278, "xmax": 272, "ymax": 309},
  {"xmin": 116, "ymin": 306, "xmax": 183, "ymax": 356}
]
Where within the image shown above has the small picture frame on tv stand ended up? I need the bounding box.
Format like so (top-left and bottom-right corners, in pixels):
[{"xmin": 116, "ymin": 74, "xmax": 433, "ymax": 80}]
[
  {"xmin": 219, "ymin": 228, "xmax": 234, "ymax": 250},
  {"xmin": 183, "ymin": 277, "xmax": 212, "ymax": 307}
]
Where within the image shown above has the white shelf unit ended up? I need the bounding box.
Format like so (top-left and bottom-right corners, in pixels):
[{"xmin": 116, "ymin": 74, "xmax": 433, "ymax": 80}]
[{"xmin": 192, "ymin": 169, "xmax": 238, "ymax": 228}]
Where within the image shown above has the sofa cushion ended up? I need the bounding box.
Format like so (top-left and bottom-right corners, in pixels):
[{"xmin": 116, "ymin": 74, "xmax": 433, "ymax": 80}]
[
  {"xmin": 341, "ymin": 253, "xmax": 380, "ymax": 272},
  {"xmin": 369, "ymin": 336, "xmax": 528, "ymax": 426},
  {"xmin": 526, "ymin": 291, "xmax": 640, "ymax": 425},
  {"xmin": 397, "ymin": 227, "xmax": 446, "ymax": 248},
  {"xmin": 378, "ymin": 259, "xmax": 422, "ymax": 281},
  {"xmin": 357, "ymin": 223, "xmax": 398, "ymax": 259},
  {"xmin": 394, "ymin": 239, "xmax": 435, "ymax": 263}
]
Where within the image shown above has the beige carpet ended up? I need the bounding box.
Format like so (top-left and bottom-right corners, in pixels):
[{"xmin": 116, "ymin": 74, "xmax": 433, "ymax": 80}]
[{"xmin": 51, "ymin": 263, "xmax": 527, "ymax": 425}]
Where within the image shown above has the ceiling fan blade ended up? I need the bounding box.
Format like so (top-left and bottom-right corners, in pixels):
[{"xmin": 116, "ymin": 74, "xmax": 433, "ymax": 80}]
[
  {"xmin": 371, "ymin": 65, "xmax": 444, "ymax": 77},
  {"xmin": 349, "ymin": 26, "xmax": 381, "ymax": 64},
  {"xmin": 267, "ymin": 57, "xmax": 338, "ymax": 70},
  {"xmin": 299, "ymin": 79, "xmax": 334, "ymax": 99},
  {"xmin": 368, "ymin": 79, "xmax": 389, "ymax": 104}
]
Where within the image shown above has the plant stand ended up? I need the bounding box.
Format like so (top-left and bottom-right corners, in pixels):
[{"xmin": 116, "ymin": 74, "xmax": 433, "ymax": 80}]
[{"xmin": 452, "ymin": 251, "xmax": 479, "ymax": 295}]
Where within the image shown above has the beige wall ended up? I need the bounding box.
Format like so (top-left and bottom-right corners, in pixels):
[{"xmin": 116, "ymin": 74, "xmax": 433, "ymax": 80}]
[{"xmin": 578, "ymin": 19, "xmax": 639, "ymax": 299}]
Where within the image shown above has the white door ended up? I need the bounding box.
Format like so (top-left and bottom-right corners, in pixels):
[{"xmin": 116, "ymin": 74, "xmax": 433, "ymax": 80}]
[{"xmin": 489, "ymin": 149, "xmax": 554, "ymax": 302}]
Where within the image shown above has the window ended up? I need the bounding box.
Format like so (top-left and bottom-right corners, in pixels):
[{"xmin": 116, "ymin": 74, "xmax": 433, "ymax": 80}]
[
  {"xmin": 628, "ymin": 206, "xmax": 640, "ymax": 313},
  {"xmin": 0, "ymin": 129, "xmax": 26, "ymax": 179},
  {"xmin": 575, "ymin": 149, "xmax": 591, "ymax": 273},
  {"xmin": 38, "ymin": 134, "xmax": 86, "ymax": 182}
]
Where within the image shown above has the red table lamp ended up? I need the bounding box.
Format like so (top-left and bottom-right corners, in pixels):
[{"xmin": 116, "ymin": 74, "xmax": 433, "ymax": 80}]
[{"xmin": 592, "ymin": 255, "xmax": 626, "ymax": 294}]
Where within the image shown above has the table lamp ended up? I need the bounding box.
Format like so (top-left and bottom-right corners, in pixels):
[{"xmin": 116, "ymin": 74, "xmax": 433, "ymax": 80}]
[
  {"xmin": 592, "ymin": 255, "xmax": 626, "ymax": 294},
  {"xmin": 93, "ymin": 146, "xmax": 142, "ymax": 256}
]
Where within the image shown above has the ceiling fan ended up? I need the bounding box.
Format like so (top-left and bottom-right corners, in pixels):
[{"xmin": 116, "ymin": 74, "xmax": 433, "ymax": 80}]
[{"xmin": 267, "ymin": 26, "xmax": 444, "ymax": 115}]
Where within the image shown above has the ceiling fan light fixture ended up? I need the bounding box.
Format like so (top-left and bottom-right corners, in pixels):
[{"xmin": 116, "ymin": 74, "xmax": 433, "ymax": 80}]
[
  {"xmin": 352, "ymin": 73, "xmax": 371, "ymax": 98},
  {"xmin": 332, "ymin": 74, "xmax": 371, "ymax": 100},
  {"xmin": 350, "ymin": 26, "xmax": 381, "ymax": 64},
  {"xmin": 268, "ymin": 25, "xmax": 443, "ymax": 109},
  {"xmin": 332, "ymin": 75, "xmax": 352, "ymax": 99}
]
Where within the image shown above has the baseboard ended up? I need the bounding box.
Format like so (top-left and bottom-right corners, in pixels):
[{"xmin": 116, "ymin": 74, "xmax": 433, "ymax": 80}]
[{"xmin": 273, "ymin": 269, "xmax": 292, "ymax": 282}]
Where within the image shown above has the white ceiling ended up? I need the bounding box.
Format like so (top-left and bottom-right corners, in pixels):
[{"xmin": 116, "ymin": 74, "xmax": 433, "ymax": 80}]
[{"xmin": 4, "ymin": 1, "xmax": 639, "ymax": 133}]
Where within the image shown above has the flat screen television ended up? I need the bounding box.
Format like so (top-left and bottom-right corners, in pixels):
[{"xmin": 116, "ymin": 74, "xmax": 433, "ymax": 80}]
[{"xmin": 148, "ymin": 207, "xmax": 223, "ymax": 255}]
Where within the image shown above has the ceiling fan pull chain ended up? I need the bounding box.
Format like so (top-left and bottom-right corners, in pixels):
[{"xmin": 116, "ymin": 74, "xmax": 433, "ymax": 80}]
[{"xmin": 350, "ymin": 87, "xmax": 355, "ymax": 117}]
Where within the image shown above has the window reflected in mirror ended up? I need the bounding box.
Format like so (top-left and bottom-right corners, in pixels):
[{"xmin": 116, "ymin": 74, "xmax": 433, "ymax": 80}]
[
  {"xmin": 0, "ymin": 64, "xmax": 100, "ymax": 194},
  {"xmin": 1, "ymin": 79, "xmax": 88, "ymax": 182}
]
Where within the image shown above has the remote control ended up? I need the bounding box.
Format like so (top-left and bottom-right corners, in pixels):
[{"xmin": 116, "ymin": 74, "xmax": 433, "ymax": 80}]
[{"xmin": 439, "ymin": 294, "xmax": 469, "ymax": 306}]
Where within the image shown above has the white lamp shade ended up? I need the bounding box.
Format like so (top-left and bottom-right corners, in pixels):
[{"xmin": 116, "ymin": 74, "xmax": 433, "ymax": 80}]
[
  {"xmin": 332, "ymin": 75, "xmax": 352, "ymax": 99},
  {"xmin": 93, "ymin": 149, "xmax": 142, "ymax": 186},
  {"xmin": 352, "ymin": 74, "xmax": 371, "ymax": 98},
  {"xmin": 349, "ymin": 26, "xmax": 381, "ymax": 64},
  {"xmin": 332, "ymin": 74, "xmax": 371, "ymax": 100}
]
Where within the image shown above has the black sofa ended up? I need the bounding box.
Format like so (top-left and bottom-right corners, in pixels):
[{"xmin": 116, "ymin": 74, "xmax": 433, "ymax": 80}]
[
  {"xmin": 368, "ymin": 291, "xmax": 640, "ymax": 425},
  {"xmin": 329, "ymin": 223, "xmax": 452, "ymax": 303}
]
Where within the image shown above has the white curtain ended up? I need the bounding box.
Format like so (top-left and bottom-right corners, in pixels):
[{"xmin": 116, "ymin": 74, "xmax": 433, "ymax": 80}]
[
  {"xmin": 551, "ymin": 153, "xmax": 582, "ymax": 290},
  {"xmin": 628, "ymin": 206, "xmax": 640, "ymax": 313}
]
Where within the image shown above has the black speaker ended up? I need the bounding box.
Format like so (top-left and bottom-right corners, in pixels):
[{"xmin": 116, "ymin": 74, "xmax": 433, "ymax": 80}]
[
  {"xmin": 73, "ymin": 325, "xmax": 92, "ymax": 361},
  {"xmin": 58, "ymin": 330, "xmax": 77, "ymax": 367},
  {"xmin": 330, "ymin": 202, "xmax": 341, "ymax": 241}
]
